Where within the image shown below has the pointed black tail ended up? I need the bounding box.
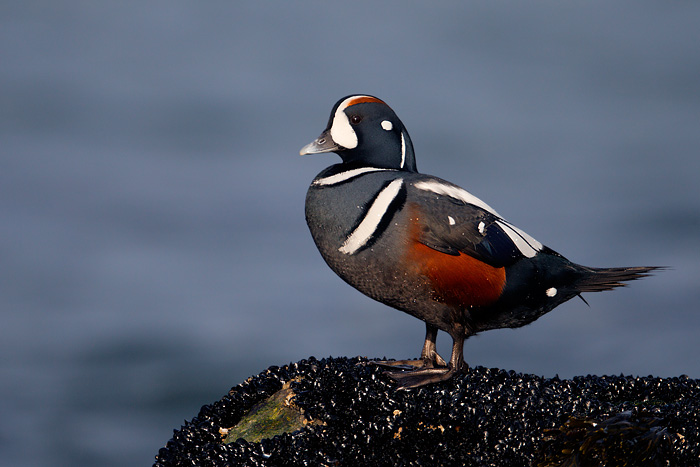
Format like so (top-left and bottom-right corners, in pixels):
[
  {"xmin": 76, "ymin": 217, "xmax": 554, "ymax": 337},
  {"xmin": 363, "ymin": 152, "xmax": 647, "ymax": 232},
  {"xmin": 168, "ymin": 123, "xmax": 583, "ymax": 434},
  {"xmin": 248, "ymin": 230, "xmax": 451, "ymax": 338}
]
[{"xmin": 575, "ymin": 266, "xmax": 663, "ymax": 293}]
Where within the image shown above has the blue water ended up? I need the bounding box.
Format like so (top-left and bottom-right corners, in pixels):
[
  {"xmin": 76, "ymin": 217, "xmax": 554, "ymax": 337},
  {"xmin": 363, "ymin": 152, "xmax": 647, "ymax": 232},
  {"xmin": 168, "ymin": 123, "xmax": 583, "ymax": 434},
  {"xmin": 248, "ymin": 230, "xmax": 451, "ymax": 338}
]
[{"xmin": 2, "ymin": 2, "xmax": 699, "ymax": 465}]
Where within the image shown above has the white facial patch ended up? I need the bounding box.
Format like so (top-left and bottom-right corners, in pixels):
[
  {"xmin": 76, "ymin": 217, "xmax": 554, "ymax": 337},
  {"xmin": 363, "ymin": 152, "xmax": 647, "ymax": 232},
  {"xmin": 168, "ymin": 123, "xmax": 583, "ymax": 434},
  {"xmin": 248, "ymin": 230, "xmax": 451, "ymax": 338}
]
[
  {"xmin": 546, "ymin": 287, "xmax": 557, "ymax": 297},
  {"xmin": 448, "ymin": 216, "xmax": 456, "ymax": 225},
  {"xmin": 339, "ymin": 178, "xmax": 404, "ymax": 255},
  {"xmin": 329, "ymin": 96, "xmax": 359, "ymax": 149},
  {"xmin": 381, "ymin": 120, "xmax": 393, "ymax": 131},
  {"xmin": 478, "ymin": 221, "xmax": 486, "ymax": 234}
]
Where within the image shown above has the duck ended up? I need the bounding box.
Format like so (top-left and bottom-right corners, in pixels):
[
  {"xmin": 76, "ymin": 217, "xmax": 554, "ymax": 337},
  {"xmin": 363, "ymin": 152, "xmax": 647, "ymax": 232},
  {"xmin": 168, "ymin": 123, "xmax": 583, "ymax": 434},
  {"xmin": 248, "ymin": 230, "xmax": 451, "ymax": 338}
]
[{"xmin": 301, "ymin": 94, "xmax": 659, "ymax": 388}]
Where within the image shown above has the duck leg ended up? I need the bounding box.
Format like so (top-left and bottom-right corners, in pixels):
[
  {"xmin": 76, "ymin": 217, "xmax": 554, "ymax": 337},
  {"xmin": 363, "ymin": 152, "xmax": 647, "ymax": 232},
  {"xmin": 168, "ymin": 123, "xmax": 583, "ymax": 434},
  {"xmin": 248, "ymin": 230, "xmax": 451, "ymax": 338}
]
[
  {"xmin": 387, "ymin": 334, "xmax": 466, "ymax": 389},
  {"xmin": 372, "ymin": 323, "xmax": 447, "ymax": 370}
]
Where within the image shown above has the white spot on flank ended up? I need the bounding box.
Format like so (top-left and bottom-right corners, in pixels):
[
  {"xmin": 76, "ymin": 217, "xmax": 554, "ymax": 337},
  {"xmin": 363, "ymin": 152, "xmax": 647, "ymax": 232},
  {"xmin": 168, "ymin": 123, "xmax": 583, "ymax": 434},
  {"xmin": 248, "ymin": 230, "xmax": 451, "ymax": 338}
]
[
  {"xmin": 478, "ymin": 221, "xmax": 485, "ymax": 234},
  {"xmin": 381, "ymin": 120, "xmax": 393, "ymax": 131},
  {"xmin": 313, "ymin": 167, "xmax": 396, "ymax": 186},
  {"xmin": 339, "ymin": 178, "xmax": 404, "ymax": 255},
  {"xmin": 546, "ymin": 287, "xmax": 557, "ymax": 297},
  {"xmin": 330, "ymin": 96, "xmax": 359, "ymax": 149},
  {"xmin": 448, "ymin": 216, "xmax": 456, "ymax": 225}
]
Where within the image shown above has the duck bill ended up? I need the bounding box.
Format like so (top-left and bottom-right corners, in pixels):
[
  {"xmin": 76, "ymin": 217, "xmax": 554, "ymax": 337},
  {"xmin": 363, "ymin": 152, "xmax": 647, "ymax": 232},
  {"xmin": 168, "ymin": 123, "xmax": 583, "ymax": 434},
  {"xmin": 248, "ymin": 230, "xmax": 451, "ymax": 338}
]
[{"xmin": 299, "ymin": 130, "xmax": 341, "ymax": 155}]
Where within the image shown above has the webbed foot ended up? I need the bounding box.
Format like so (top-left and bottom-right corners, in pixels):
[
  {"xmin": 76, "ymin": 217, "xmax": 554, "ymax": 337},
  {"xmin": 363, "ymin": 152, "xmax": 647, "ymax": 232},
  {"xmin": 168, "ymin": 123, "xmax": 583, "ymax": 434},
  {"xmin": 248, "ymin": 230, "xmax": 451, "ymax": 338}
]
[{"xmin": 387, "ymin": 365, "xmax": 461, "ymax": 389}]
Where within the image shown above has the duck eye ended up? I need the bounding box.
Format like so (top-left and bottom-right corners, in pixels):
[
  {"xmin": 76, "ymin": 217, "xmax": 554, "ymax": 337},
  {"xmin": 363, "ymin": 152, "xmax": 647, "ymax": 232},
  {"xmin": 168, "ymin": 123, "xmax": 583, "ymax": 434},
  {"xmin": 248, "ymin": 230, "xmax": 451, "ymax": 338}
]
[{"xmin": 350, "ymin": 115, "xmax": 362, "ymax": 125}]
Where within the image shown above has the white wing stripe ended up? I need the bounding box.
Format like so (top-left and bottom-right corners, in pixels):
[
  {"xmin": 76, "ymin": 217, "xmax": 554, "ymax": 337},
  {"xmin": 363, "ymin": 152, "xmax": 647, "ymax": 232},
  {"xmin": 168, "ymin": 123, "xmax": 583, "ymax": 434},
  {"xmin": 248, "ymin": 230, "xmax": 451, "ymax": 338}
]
[
  {"xmin": 339, "ymin": 178, "xmax": 404, "ymax": 255},
  {"xmin": 415, "ymin": 179, "xmax": 542, "ymax": 258},
  {"xmin": 496, "ymin": 220, "xmax": 541, "ymax": 258}
]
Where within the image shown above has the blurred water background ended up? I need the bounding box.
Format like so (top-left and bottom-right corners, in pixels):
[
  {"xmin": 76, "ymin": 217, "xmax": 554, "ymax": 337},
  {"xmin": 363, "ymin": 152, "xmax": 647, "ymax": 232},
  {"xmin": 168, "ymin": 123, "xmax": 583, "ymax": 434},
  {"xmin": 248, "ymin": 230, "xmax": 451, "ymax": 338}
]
[{"xmin": 2, "ymin": 2, "xmax": 699, "ymax": 465}]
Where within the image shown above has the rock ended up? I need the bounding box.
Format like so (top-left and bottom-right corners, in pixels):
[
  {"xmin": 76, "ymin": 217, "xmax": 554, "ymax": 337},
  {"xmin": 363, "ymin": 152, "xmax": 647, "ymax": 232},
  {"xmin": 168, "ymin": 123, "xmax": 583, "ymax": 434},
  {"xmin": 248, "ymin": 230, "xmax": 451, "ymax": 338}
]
[{"xmin": 154, "ymin": 356, "xmax": 699, "ymax": 466}]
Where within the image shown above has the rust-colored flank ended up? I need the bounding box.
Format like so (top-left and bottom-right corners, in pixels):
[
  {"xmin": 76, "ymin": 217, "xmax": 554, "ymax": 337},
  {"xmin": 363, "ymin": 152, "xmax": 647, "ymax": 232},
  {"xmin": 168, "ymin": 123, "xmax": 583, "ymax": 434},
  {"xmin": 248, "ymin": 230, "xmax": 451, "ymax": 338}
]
[{"xmin": 405, "ymin": 205, "xmax": 506, "ymax": 308}]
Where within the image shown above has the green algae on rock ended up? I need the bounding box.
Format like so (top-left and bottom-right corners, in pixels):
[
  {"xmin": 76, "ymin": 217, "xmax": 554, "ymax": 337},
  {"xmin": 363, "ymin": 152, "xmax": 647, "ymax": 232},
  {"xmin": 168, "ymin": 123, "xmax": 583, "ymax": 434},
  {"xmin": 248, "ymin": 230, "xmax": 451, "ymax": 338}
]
[{"xmin": 222, "ymin": 379, "xmax": 322, "ymax": 444}]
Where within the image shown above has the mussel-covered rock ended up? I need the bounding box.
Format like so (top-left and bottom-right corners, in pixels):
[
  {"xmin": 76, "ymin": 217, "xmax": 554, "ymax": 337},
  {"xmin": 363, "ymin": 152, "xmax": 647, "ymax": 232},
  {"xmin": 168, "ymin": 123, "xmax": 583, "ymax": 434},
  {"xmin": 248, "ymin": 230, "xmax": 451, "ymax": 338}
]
[{"xmin": 154, "ymin": 357, "xmax": 698, "ymax": 466}]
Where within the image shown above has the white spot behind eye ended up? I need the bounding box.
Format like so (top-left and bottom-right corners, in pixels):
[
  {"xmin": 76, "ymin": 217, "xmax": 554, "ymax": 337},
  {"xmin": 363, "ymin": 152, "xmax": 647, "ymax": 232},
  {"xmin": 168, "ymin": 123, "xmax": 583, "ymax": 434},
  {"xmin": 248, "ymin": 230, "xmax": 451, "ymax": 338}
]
[
  {"xmin": 448, "ymin": 216, "xmax": 456, "ymax": 225},
  {"xmin": 478, "ymin": 221, "xmax": 485, "ymax": 234},
  {"xmin": 546, "ymin": 287, "xmax": 557, "ymax": 297},
  {"xmin": 381, "ymin": 120, "xmax": 393, "ymax": 131}
]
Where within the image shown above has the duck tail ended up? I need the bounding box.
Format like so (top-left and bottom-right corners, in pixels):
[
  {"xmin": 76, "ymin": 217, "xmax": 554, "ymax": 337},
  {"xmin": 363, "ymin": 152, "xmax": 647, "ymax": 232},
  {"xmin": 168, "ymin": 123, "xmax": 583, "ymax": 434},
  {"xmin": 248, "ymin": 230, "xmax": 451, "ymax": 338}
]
[{"xmin": 575, "ymin": 266, "xmax": 663, "ymax": 293}]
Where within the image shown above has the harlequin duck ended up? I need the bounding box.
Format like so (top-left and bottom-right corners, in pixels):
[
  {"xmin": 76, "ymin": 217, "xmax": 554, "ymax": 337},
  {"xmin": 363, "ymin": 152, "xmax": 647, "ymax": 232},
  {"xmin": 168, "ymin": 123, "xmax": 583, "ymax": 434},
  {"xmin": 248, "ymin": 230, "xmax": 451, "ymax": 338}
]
[{"xmin": 301, "ymin": 94, "xmax": 660, "ymax": 389}]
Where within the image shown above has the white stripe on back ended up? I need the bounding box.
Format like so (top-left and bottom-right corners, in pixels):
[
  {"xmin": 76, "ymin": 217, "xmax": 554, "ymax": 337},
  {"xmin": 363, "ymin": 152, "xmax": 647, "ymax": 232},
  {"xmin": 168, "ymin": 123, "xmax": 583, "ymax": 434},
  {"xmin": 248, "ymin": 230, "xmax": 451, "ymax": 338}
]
[
  {"xmin": 414, "ymin": 180, "xmax": 500, "ymax": 216},
  {"xmin": 339, "ymin": 178, "xmax": 404, "ymax": 255}
]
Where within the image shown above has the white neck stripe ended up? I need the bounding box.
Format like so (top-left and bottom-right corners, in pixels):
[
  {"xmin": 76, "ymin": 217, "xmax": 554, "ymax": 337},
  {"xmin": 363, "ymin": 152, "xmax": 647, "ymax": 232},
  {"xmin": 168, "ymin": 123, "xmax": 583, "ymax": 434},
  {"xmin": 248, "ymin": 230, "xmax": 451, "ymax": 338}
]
[
  {"xmin": 400, "ymin": 132, "xmax": 406, "ymax": 169},
  {"xmin": 313, "ymin": 167, "xmax": 397, "ymax": 186},
  {"xmin": 339, "ymin": 178, "xmax": 404, "ymax": 255}
]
